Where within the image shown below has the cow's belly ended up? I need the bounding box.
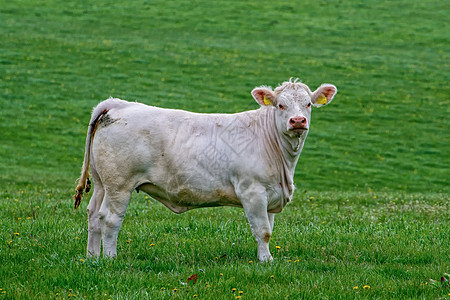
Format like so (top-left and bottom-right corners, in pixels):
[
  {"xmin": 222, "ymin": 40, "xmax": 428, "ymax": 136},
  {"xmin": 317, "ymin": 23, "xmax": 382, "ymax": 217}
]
[{"xmin": 137, "ymin": 182, "xmax": 241, "ymax": 214}]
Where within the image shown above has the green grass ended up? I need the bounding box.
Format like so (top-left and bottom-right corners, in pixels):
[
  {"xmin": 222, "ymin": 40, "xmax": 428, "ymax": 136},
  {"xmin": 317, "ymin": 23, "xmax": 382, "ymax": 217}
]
[
  {"xmin": 0, "ymin": 0, "xmax": 449, "ymax": 298},
  {"xmin": 1, "ymin": 190, "xmax": 449, "ymax": 299}
]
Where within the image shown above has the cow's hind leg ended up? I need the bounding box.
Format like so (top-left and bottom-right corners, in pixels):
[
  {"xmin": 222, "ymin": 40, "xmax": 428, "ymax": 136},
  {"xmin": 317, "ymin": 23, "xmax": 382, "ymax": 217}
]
[
  {"xmin": 86, "ymin": 169, "xmax": 104, "ymax": 257},
  {"xmin": 98, "ymin": 189, "xmax": 132, "ymax": 257}
]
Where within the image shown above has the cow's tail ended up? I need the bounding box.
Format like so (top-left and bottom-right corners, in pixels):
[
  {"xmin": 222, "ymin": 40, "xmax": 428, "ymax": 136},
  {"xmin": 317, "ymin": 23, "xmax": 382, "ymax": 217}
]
[{"xmin": 73, "ymin": 98, "xmax": 126, "ymax": 209}]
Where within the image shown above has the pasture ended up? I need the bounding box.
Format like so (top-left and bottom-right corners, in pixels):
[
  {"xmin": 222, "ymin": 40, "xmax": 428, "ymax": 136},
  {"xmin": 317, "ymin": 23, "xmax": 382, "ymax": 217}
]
[{"xmin": 0, "ymin": 0, "xmax": 448, "ymax": 298}]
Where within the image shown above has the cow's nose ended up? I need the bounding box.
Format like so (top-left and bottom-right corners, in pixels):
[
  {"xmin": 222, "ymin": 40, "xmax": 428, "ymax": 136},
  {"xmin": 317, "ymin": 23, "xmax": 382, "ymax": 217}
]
[{"xmin": 289, "ymin": 117, "xmax": 307, "ymax": 129}]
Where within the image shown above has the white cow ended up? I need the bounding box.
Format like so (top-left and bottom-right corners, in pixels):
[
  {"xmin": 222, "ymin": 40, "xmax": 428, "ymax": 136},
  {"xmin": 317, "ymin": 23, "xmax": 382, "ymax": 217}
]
[{"xmin": 74, "ymin": 78, "xmax": 337, "ymax": 262}]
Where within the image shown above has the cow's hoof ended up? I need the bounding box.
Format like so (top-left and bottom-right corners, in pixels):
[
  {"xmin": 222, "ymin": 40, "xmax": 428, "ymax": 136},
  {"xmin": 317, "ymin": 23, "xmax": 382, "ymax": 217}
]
[{"xmin": 259, "ymin": 254, "xmax": 273, "ymax": 262}]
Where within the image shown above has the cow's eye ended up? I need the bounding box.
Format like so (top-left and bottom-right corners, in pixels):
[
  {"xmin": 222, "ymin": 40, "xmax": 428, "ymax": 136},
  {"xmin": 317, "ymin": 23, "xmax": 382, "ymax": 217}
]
[
  {"xmin": 307, "ymin": 102, "xmax": 311, "ymax": 108},
  {"xmin": 278, "ymin": 104, "xmax": 285, "ymax": 110}
]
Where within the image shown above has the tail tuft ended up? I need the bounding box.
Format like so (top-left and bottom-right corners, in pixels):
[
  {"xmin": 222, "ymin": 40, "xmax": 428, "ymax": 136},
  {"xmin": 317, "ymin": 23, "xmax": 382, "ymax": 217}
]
[
  {"xmin": 73, "ymin": 177, "xmax": 91, "ymax": 209},
  {"xmin": 85, "ymin": 178, "xmax": 91, "ymax": 194},
  {"xmin": 74, "ymin": 187, "xmax": 84, "ymax": 209}
]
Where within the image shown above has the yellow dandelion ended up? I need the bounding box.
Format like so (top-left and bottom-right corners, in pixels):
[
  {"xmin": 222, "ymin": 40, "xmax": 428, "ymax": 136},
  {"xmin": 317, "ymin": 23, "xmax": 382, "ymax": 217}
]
[
  {"xmin": 75, "ymin": 236, "xmax": 79, "ymax": 240},
  {"xmin": 215, "ymin": 257, "xmax": 219, "ymax": 260},
  {"xmin": 239, "ymin": 291, "xmax": 243, "ymax": 295},
  {"xmin": 294, "ymin": 259, "xmax": 300, "ymax": 262},
  {"xmin": 353, "ymin": 286, "xmax": 358, "ymax": 290},
  {"xmin": 363, "ymin": 285, "xmax": 370, "ymax": 290},
  {"xmin": 219, "ymin": 273, "xmax": 223, "ymax": 277},
  {"xmin": 69, "ymin": 289, "xmax": 73, "ymax": 293},
  {"xmin": 270, "ymin": 275, "xmax": 274, "ymax": 279},
  {"xmin": 232, "ymin": 288, "xmax": 237, "ymax": 293},
  {"xmin": 206, "ymin": 284, "xmax": 210, "ymax": 288},
  {"xmin": 14, "ymin": 233, "xmax": 19, "ymax": 236},
  {"xmin": 161, "ymin": 287, "xmax": 165, "ymax": 290},
  {"xmin": 248, "ymin": 260, "xmax": 253, "ymax": 263},
  {"xmin": 275, "ymin": 246, "xmax": 281, "ymax": 250},
  {"xmin": 80, "ymin": 259, "xmax": 85, "ymax": 263},
  {"xmin": 193, "ymin": 295, "xmax": 198, "ymax": 298},
  {"xmin": 287, "ymin": 260, "xmax": 292, "ymax": 262},
  {"xmin": 55, "ymin": 293, "xmax": 59, "ymax": 296},
  {"xmin": 126, "ymin": 240, "xmax": 131, "ymax": 243},
  {"xmin": 150, "ymin": 243, "xmax": 155, "ymax": 247},
  {"xmin": 235, "ymin": 297, "xmax": 241, "ymax": 299}
]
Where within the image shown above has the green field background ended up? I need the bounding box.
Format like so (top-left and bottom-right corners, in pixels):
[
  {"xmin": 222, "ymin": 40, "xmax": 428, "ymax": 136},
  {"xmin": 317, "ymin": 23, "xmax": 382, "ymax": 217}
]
[{"xmin": 1, "ymin": 0, "xmax": 449, "ymax": 299}]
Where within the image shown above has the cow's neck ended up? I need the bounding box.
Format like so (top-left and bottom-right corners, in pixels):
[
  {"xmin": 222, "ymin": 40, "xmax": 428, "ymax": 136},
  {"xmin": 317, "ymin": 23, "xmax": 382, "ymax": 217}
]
[
  {"xmin": 260, "ymin": 108, "xmax": 305, "ymax": 203},
  {"xmin": 273, "ymin": 111, "xmax": 305, "ymax": 173}
]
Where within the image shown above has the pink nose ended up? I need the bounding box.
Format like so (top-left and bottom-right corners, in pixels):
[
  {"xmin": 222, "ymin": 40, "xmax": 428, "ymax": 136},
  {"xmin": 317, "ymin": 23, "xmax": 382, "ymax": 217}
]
[{"xmin": 289, "ymin": 117, "xmax": 307, "ymax": 129}]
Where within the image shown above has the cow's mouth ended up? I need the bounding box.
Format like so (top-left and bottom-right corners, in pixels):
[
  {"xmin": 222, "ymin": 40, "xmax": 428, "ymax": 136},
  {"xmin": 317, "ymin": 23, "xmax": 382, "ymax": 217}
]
[
  {"xmin": 288, "ymin": 127, "xmax": 308, "ymax": 136},
  {"xmin": 290, "ymin": 127, "xmax": 308, "ymax": 132}
]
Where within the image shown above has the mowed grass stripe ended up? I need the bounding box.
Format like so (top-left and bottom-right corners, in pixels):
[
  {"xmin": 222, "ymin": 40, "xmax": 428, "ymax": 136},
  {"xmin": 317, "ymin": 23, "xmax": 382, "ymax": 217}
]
[{"xmin": 1, "ymin": 0, "xmax": 448, "ymax": 192}]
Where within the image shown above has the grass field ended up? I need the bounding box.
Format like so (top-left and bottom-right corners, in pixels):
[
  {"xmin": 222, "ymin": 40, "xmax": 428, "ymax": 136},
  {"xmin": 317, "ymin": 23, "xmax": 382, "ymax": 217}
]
[{"xmin": 1, "ymin": 0, "xmax": 449, "ymax": 299}]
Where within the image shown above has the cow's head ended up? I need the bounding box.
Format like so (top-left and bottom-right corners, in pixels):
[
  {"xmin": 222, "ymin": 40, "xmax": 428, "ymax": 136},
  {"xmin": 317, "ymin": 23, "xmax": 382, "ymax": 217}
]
[{"xmin": 251, "ymin": 79, "xmax": 337, "ymax": 138}]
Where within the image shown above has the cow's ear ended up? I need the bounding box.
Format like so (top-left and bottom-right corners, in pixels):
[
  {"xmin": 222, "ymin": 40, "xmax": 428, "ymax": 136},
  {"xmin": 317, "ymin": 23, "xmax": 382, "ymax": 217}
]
[
  {"xmin": 251, "ymin": 87, "xmax": 277, "ymax": 107},
  {"xmin": 311, "ymin": 84, "xmax": 337, "ymax": 107}
]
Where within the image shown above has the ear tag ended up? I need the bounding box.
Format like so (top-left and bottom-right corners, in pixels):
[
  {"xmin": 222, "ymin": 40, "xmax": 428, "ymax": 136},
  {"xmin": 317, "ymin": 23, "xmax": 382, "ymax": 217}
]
[
  {"xmin": 317, "ymin": 95, "xmax": 328, "ymax": 105},
  {"xmin": 263, "ymin": 96, "xmax": 272, "ymax": 106}
]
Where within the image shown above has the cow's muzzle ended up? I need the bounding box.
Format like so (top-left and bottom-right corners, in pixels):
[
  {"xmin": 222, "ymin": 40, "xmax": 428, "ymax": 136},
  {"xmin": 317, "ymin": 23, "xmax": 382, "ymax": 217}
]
[{"xmin": 289, "ymin": 116, "xmax": 308, "ymax": 131}]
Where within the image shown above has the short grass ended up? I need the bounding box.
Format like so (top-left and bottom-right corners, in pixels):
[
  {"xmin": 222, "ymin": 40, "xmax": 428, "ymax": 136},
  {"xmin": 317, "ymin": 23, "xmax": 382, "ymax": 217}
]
[
  {"xmin": 0, "ymin": 0, "xmax": 449, "ymax": 299},
  {"xmin": 1, "ymin": 189, "xmax": 449, "ymax": 299}
]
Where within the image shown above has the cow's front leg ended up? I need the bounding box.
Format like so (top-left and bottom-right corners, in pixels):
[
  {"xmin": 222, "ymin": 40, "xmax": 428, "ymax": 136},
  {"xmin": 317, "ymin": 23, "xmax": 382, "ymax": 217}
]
[
  {"xmin": 268, "ymin": 213, "xmax": 275, "ymax": 232},
  {"xmin": 239, "ymin": 185, "xmax": 273, "ymax": 262},
  {"xmin": 244, "ymin": 203, "xmax": 273, "ymax": 262}
]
